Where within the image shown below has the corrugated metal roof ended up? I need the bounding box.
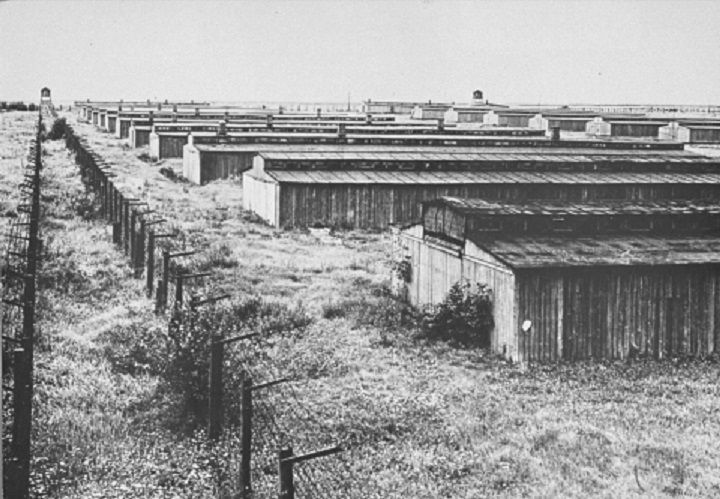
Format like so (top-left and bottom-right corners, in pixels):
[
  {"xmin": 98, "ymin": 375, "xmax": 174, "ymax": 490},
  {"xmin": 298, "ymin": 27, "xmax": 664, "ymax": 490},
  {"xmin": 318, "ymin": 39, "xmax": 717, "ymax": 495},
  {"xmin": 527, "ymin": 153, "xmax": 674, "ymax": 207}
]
[
  {"xmin": 472, "ymin": 235, "xmax": 720, "ymax": 268},
  {"xmin": 433, "ymin": 197, "xmax": 720, "ymax": 215},
  {"xmin": 265, "ymin": 170, "xmax": 720, "ymax": 185}
]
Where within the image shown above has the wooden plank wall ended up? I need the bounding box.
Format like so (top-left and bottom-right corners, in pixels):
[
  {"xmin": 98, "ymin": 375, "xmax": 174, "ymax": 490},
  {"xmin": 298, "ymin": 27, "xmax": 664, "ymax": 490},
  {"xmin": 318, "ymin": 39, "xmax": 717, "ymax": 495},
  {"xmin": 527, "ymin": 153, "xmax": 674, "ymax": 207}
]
[
  {"xmin": 516, "ymin": 265, "xmax": 720, "ymax": 363},
  {"xmin": 159, "ymin": 136, "xmax": 188, "ymax": 159},
  {"xmin": 242, "ymin": 174, "xmax": 279, "ymax": 225},
  {"xmin": 200, "ymin": 151, "xmax": 254, "ymax": 184},
  {"xmin": 400, "ymin": 230, "xmax": 516, "ymax": 359},
  {"xmin": 275, "ymin": 183, "xmax": 720, "ymax": 229},
  {"xmin": 689, "ymin": 128, "xmax": 720, "ymax": 144},
  {"xmin": 611, "ymin": 123, "xmax": 662, "ymax": 138}
]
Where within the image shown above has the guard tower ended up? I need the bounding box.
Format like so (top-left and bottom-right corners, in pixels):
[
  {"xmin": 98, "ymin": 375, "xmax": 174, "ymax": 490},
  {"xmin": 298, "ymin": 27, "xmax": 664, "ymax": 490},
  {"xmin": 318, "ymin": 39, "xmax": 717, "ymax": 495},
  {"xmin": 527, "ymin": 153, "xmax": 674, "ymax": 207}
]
[
  {"xmin": 471, "ymin": 89, "xmax": 484, "ymax": 105},
  {"xmin": 41, "ymin": 87, "xmax": 51, "ymax": 103}
]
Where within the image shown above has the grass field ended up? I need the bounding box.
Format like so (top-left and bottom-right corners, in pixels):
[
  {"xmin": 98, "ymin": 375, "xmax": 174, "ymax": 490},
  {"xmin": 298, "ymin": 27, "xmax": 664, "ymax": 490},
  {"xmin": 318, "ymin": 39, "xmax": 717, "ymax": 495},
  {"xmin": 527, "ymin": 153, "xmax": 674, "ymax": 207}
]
[{"xmin": 3, "ymin": 110, "xmax": 720, "ymax": 497}]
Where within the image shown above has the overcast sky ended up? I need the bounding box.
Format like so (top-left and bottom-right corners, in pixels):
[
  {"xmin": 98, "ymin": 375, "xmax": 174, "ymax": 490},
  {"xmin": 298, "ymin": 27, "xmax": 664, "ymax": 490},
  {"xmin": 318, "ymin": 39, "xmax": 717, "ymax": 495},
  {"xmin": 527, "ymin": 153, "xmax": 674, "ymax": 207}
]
[{"xmin": 1, "ymin": 0, "xmax": 719, "ymax": 105}]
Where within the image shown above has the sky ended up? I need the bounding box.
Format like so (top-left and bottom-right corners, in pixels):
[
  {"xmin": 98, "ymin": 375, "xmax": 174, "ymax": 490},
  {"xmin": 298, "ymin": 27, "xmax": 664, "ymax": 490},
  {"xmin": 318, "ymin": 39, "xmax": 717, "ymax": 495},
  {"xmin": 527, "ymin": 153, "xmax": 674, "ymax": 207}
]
[{"xmin": 1, "ymin": 0, "xmax": 719, "ymax": 105}]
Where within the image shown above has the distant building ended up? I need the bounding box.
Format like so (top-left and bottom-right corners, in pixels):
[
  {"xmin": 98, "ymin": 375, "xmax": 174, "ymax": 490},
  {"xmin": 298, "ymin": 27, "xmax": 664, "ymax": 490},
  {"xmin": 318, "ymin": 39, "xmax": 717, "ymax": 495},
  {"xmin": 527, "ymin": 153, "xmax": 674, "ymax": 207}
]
[{"xmin": 40, "ymin": 87, "xmax": 51, "ymax": 102}]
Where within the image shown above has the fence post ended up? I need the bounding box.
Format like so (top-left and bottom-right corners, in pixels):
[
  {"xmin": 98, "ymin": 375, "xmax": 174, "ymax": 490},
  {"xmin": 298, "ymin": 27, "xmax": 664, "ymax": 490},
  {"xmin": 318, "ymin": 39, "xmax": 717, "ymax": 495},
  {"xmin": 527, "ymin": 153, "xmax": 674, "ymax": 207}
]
[
  {"xmin": 159, "ymin": 249, "xmax": 170, "ymax": 311},
  {"xmin": 208, "ymin": 334, "xmax": 224, "ymax": 441},
  {"xmin": 175, "ymin": 274, "xmax": 184, "ymax": 308},
  {"xmin": 278, "ymin": 447, "xmax": 294, "ymax": 499},
  {"xmin": 239, "ymin": 375, "xmax": 253, "ymax": 498},
  {"xmin": 112, "ymin": 221, "xmax": 121, "ymax": 245},
  {"xmin": 134, "ymin": 218, "xmax": 145, "ymax": 279},
  {"xmin": 130, "ymin": 210, "xmax": 137, "ymax": 263},
  {"xmin": 146, "ymin": 231, "xmax": 155, "ymax": 297},
  {"xmin": 12, "ymin": 347, "xmax": 31, "ymax": 499},
  {"xmin": 123, "ymin": 199, "xmax": 130, "ymax": 255}
]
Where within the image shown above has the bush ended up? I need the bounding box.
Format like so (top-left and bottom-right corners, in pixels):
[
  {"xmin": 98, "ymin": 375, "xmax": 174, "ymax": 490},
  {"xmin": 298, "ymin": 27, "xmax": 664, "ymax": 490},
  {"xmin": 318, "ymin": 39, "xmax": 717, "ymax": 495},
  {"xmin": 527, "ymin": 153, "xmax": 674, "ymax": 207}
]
[
  {"xmin": 419, "ymin": 282, "xmax": 494, "ymax": 348},
  {"xmin": 46, "ymin": 117, "xmax": 67, "ymax": 141},
  {"xmin": 161, "ymin": 297, "xmax": 312, "ymax": 432},
  {"xmin": 159, "ymin": 166, "xmax": 177, "ymax": 180}
]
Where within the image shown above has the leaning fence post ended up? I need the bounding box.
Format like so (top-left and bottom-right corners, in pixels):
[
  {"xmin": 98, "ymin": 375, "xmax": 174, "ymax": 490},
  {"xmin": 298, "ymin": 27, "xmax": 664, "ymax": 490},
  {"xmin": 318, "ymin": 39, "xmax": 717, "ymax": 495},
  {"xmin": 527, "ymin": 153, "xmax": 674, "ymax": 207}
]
[
  {"xmin": 278, "ymin": 447, "xmax": 295, "ymax": 499},
  {"xmin": 239, "ymin": 375, "xmax": 253, "ymax": 498},
  {"xmin": 208, "ymin": 333, "xmax": 224, "ymax": 441}
]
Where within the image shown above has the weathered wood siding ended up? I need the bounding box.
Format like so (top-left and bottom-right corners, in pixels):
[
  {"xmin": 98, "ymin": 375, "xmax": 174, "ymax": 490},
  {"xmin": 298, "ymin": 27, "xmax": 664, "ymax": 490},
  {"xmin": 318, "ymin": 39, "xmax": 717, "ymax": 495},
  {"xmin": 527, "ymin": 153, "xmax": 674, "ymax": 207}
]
[
  {"xmin": 689, "ymin": 128, "xmax": 720, "ymax": 144},
  {"xmin": 548, "ymin": 119, "xmax": 590, "ymax": 132},
  {"xmin": 129, "ymin": 128, "xmax": 150, "ymax": 148},
  {"xmin": 273, "ymin": 183, "xmax": 720, "ymax": 229},
  {"xmin": 610, "ymin": 123, "xmax": 662, "ymax": 138},
  {"xmin": 516, "ymin": 265, "xmax": 720, "ymax": 363},
  {"xmin": 159, "ymin": 136, "xmax": 188, "ymax": 159},
  {"xmin": 183, "ymin": 144, "xmax": 201, "ymax": 183},
  {"xmin": 242, "ymin": 174, "xmax": 279, "ymax": 225},
  {"xmin": 199, "ymin": 151, "xmax": 254, "ymax": 184},
  {"xmin": 400, "ymin": 228, "xmax": 517, "ymax": 359}
]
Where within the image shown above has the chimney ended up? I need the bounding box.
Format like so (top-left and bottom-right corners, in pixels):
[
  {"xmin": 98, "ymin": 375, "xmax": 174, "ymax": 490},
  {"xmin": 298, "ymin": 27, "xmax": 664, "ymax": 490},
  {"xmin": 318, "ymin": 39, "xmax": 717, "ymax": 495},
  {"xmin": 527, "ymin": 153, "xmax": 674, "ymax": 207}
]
[
  {"xmin": 224, "ymin": 111, "xmax": 229, "ymax": 122},
  {"xmin": 365, "ymin": 114, "xmax": 372, "ymax": 125},
  {"xmin": 267, "ymin": 115, "xmax": 274, "ymax": 130},
  {"xmin": 218, "ymin": 120, "xmax": 227, "ymax": 136},
  {"xmin": 172, "ymin": 103, "xmax": 178, "ymax": 113},
  {"xmin": 172, "ymin": 112, "xmax": 177, "ymax": 123},
  {"xmin": 316, "ymin": 108, "xmax": 322, "ymax": 118},
  {"xmin": 278, "ymin": 105, "xmax": 284, "ymax": 115},
  {"xmin": 148, "ymin": 110, "xmax": 154, "ymax": 126},
  {"xmin": 337, "ymin": 123, "xmax": 347, "ymax": 143},
  {"xmin": 437, "ymin": 117, "xmax": 445, "ymax": 131},
  {"xmin": 195, "ymin": 107, "xmax": 200, "ymax": 117},
  {"xmin": 118, "ymin": 104, "xmax": 123, "ymax": 111},
  {"xmin": 551, "ymin": 126, "xmax": 561, "ymax": 142}
]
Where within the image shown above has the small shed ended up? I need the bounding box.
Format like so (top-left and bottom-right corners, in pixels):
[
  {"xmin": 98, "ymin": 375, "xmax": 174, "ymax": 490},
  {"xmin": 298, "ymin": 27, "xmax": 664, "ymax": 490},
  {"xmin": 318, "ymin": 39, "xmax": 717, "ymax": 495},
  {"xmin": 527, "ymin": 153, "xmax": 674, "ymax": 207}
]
[{"xmin": 399, "ymin": 197, "xmax": 720, "ymax": 363}]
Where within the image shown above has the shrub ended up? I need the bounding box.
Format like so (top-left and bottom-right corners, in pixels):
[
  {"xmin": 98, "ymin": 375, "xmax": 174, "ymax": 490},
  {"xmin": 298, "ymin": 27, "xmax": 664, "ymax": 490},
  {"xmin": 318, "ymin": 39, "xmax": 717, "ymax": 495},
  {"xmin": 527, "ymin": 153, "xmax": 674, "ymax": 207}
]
[
  {"xmin": 159, "ymin": 166, "xmax": 177, "ymax": 180},
  {"xmin": 419, "ymin": 282, "xmax": 494, "ymax": 348},
  {"xmin": 161, "ymin": 297, "xmax": 312, "ymax": 432},
  {"xmin": 46, "ymin": 117, "xmax": 67, "ymax": 141}
]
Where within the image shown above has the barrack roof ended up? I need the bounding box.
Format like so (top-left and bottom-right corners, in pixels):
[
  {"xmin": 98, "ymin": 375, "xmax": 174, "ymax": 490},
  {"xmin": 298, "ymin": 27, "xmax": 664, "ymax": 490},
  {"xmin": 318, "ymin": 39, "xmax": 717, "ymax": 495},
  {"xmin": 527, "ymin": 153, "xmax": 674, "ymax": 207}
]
[
  {"xmin": 265, "ymin": 169, "xmax": 720, "ymax": 185},
  {"xmin": 470, "ymin": 235, "xmax": 720, "ymax": 268},
  {"xmin": 430, "ymin": 196, "xmax": 720, "ymax": 216},
  {"xmin": 257, "ymin": 150, "xmax": 717, "ymax": 164}
]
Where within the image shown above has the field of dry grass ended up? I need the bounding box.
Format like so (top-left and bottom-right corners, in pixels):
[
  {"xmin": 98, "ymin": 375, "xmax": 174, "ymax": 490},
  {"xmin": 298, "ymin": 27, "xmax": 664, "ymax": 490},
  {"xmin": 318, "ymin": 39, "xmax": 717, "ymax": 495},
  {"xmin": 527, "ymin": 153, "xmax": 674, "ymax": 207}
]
[{"xmin": 3, "ymin": 110, "xmax": 720, "ymax": 497}]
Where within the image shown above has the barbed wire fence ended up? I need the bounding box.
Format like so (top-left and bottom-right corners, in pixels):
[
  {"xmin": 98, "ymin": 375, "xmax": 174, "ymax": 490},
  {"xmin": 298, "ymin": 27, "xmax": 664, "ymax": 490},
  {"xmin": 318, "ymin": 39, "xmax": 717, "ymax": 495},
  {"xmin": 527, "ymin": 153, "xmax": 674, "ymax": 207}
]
[
  {"xmin": 2, "ymin": 103, "xmax": 49, "ymax": 499},
  {"xmin": 63, "ymin": 121, "xmax": 372, "ymax": 498}
]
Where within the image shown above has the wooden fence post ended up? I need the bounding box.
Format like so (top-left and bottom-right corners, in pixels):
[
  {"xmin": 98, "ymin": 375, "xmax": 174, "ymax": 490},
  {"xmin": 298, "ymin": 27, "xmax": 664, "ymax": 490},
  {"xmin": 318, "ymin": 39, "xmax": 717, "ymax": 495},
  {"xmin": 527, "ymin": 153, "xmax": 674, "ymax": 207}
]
[
  {"xmin": 278, "ymin": 447, "xmax": 294, "ymax": 499},
  {"xmin": 159, "ymin": 249, "xmax": 170, "ymax": 311},
  {"xmin": 146, "ymin": 231, "xmax": 155, "ymax": 297},
  {"xmin": 12, "ymin": 347, "xmax": 31, "ymax": 499},
  {"xmin": 134, "ymin": 218, "xmax": 145, "ymax": 279},
  {"xmin": 208, "ymin": 334, "xmax": 224, "ymax": 441},
  {"xmin": 112, "ymin": 221, "xmax": 121, "ymax": 245},
  {"xmin": 239, "ymin": 375, "xmax": 253, "ymax": 498}
]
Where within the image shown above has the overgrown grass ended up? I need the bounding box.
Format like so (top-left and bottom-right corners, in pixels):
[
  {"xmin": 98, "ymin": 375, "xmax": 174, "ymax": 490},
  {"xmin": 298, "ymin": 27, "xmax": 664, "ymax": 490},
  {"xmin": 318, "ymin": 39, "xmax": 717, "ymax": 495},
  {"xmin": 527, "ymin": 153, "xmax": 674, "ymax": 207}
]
[{"xmin": 21, "ymin": 112, "xmax": 720, "ymax": 498}]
